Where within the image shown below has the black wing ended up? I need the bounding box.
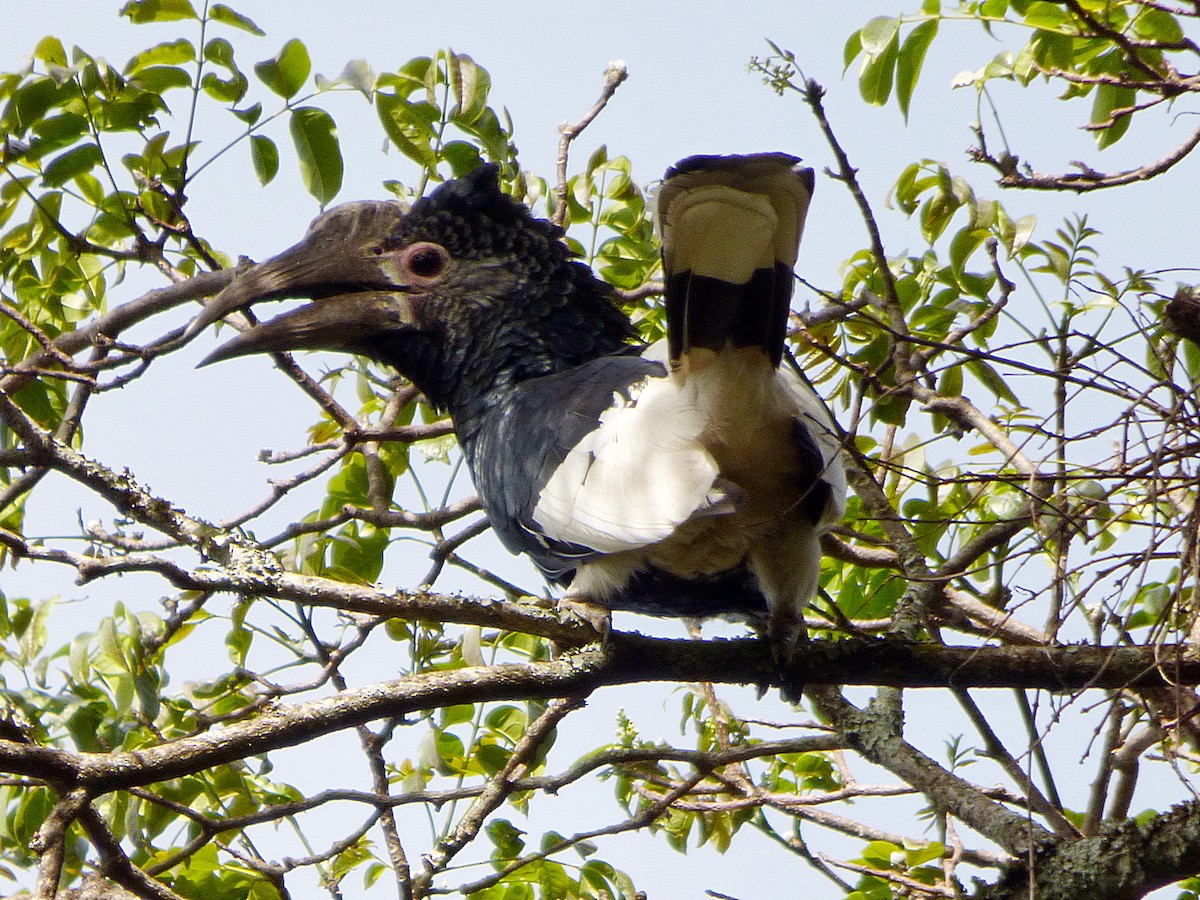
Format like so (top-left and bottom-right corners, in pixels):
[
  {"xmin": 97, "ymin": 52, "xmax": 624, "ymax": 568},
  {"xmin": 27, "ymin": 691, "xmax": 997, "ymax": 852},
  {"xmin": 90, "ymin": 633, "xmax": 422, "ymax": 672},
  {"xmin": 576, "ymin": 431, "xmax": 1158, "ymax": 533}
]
[{"xmin": 465, "ymin": 352, "xmax": 665, "ymax": 582}]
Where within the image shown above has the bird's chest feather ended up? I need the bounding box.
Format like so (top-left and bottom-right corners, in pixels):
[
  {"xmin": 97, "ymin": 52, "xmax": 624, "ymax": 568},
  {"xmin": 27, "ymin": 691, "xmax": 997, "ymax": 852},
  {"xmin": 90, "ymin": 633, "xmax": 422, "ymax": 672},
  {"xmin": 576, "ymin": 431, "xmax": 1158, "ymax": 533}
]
[{"xmin": 644, "ymin": 349, "xmax": 809, "ymax": 576}]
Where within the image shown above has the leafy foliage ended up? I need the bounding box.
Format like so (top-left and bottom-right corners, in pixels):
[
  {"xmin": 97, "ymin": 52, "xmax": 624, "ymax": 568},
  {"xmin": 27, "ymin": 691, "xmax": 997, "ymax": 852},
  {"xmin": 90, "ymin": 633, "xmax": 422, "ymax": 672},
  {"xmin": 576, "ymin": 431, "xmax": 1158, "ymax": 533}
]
[
  {"xmin": 2, "ymin": 3, "xmax": 1200, "ymax": 900},
  {"xmin": 843, "ymin": 0, "xmax": 1200, "ymax": 189}
]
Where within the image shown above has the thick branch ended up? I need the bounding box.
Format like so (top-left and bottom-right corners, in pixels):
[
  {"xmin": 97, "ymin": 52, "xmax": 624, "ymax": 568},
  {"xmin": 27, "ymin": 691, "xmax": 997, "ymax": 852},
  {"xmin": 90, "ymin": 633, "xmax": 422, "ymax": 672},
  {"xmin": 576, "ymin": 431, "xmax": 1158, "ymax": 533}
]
[
  {"xmin": 809, "ymin": 686, "xmax": 1055, "ymax": 858},
  {"xmin": 974, "ymin": 798, "xmax": 1200, "ymax": 900},
  {"xmin": 3, "ymin": 639, "xmax": 1199, "ymax": 794}
]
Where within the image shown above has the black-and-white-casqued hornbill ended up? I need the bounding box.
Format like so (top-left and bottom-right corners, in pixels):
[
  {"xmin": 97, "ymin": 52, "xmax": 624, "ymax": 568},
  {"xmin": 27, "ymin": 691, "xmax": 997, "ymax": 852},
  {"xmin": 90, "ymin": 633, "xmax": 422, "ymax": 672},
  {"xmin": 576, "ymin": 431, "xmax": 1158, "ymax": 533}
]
[{"xmin": 187, "ymin": 153, "xmax": 847, "ymax": 699}]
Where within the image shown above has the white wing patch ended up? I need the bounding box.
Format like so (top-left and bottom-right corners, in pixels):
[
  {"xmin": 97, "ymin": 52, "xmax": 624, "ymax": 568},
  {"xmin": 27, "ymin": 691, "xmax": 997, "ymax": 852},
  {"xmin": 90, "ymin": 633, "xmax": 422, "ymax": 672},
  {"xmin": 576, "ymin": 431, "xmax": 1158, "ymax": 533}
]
[
  {"xmin": 531, "ymin": 368, "xmax": 730, "ymax": 553},
  {"xmin": 531, "ymin": 343, "xmax": 847, "ymax": 559}
]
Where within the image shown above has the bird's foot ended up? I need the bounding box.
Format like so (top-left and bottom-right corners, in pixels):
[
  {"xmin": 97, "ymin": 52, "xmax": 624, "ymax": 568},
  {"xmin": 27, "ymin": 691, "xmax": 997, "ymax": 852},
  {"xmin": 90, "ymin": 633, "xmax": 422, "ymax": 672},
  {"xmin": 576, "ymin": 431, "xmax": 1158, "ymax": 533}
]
[
  {"xmin": 767, "ymin": 609, "xmax": 809, "ymax": 704},
  {"xmin": 558, "ymin": 596, "xmax": 612, "ymax": 643}
]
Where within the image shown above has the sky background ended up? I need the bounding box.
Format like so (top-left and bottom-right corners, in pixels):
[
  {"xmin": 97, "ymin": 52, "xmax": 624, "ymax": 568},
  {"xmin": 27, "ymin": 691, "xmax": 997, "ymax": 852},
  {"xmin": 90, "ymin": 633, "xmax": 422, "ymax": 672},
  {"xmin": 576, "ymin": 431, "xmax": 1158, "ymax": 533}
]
[{"xmin": 3, "ymin": 3, "xmax": 1199, "ymax": 898}]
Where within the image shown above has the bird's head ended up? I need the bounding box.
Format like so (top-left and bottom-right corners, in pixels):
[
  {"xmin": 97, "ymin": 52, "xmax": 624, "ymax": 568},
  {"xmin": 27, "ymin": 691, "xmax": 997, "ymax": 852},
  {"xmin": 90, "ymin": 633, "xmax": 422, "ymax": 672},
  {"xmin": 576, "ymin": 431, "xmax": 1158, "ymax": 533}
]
[{"xmin": 189, "ymin": 164, "xmax": 635, "ymax": 413}]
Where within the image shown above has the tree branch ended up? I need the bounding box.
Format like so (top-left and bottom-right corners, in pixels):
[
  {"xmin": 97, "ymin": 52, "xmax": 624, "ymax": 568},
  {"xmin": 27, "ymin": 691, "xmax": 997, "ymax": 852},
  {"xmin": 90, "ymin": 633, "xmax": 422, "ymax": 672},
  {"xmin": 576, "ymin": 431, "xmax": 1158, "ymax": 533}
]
[
  {"xmin": 972, "ymin": 121, "xmax": 1200, "ymax": 192},
  {"xmin": 808, "ymin": 685, "xmax": 1055, "ymax": 858},
  {"xmin": 0, "ymin": 269, "xmax": 235, "ymax": 395},
  {"xmin": 551, "ymin": 62, "xmax": 629, "ymax": 227},
  {"xmin": 975, "ymin": 798, "xmax": 1200, "ymax": 900},
  {"xmin": 3, "ymin": 639, "xmax": 1199, "ymax": 796}
]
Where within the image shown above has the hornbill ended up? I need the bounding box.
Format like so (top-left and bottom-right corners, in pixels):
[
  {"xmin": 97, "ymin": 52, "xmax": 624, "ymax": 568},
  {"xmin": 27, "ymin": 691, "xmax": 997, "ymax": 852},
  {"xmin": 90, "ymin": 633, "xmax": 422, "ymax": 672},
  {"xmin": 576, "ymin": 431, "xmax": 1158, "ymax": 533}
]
[{"xmin": 187, "ymin": 154, "xmax": 846, "ymax": 697}]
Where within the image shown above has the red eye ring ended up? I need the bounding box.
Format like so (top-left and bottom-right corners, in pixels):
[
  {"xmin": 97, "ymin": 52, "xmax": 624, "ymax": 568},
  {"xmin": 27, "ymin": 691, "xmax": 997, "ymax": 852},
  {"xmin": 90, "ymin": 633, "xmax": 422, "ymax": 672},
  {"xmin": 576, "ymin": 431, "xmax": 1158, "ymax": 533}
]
[{"xmin": 402, "ymin": 242, "xmax": 449, "ymax": 280}]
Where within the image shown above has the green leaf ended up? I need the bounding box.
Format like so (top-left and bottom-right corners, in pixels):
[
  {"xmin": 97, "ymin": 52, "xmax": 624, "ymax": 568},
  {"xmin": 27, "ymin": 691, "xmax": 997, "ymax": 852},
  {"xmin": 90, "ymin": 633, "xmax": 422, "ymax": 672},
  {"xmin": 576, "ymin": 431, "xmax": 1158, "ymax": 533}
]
[
  {"xmin": 1091, "ymin": 83, "xmax": 1136, "ymax": 149},
  {"xmin": 871, "ymin": 392, "xmax": 912, "ymax": 426},
  {"xmin": 858, "ymin": 24, "xmax": 899, "ymax": 106},
  {"xmin": 330, "ymin": 838, "xmax": 376, "ymax": 882},
  {"xmin": 289, "ymin": 107, "xmax": 342, "ymax": 204},
  {"xmin": 449, "ymin": 52, "xmax": 490, "ymax": 124},
  {"xmin": 135, "ymin": 666, "xmax": 161, "ymax": 721},
  {"xmin": 442, "ymin": 703, "xmax": 476, "ymax": 727},
  {"xmin": 29, "ymin": 113, "xmax": 89, "ymax": 155},
  {"xmin": 18, "ymin": 599, "xmax": 53, "ymax": 663},
  {"xmin": 249, "ymin": 135, "xmax": 278, "ymax": 185},
  {"xmin": 966, "ymin": 358, "xmax": 1021, "ymax": 405},
  {"xmin": 860, "ymin": 16, "xmax": 899, "ymax": 57},
  {"xmin": 98, "ymin": 91, "xmax": 168, "ymax": 132},
  {"xmin": 485, "ymin": 704, "xmax": 528, "ymax": 742},
  {"xmin": 1134, "ymin": 7, "xmax": 1184, "ymax": 42},
  {"xmin": 937, "ymin": 362, "xmax": 964, "ymax": 400},
  {"xmin": 432, "ymin": 729, "xmax": 465, "ymax": 774},
  {"xmin": 42, "ymin": 144, "xmax": 103, "ymax": 187},
  {"xmin": 328, "ymin": 522, "xmax": 388, "ymax": 584},
  {"xmin": 75, "ymin": 170, "xmax": 104, "ymax": 204},
  {"xmin": 255, "ymin": 39, "xmax": 311, "ymax": 100},
  {"xmin": 210, "ymin": 3, "xmax": 265, "ymax": 35},
  {"xmin": 1028, "ymin": 28, "xmax": 1074, "ymax": 71},
  {"xmin": 4, "ymin": 79, "xmax": 63, "ymax": 135},
  {"xmin": 201, "ymin": 70, "xmax": 248, "ymax": 103},
  {"xmin": 376, "ymin": 92, "xmax": 438, "ymax": 168},
  {"xmin": 890, "ymin": 161, "xmax": 925, "ymax": 215},
  {"xmin": 859, "ymin": 49, "xmax": 896, "ymax": 105},
  {"xmin": 1024, "ymin": 1, "xmax": 1073, "ymax": 33},
  {"xmin": 949, "ymin": 226, "xmax": 986, "ymax": 279},
  {"xmin": 232, "ymin": 102, "xmax": 262, "ymax": 125},
  {"xmin": 33, "ymin": 36, "xmax": 68, "ymax": 67},
  {"xmin": 130, "ymin": 65, "xmax": 193, "ymax": 93},
  {"xmin": 204, "ymin": 36, "xmax": 235, "ymax": 67},
  {"xmin": 487, "ymin": 819, "xmax": 526, "ymax": 860},
  {"xmin": 843, "ymin": 28, "xmax": 864, "ymax": 71},
  {"xmin": 120, "ymin": 0, "xmax": 198, "ymax": 23},
  {"xmin": 124, "ymin": 39, "xmax": 195, "ymax": 74},
  {"xmin": 441, "ymin": 140, "xmax": 483, "ymax": 177},
  {"xmin": 226, "ymin": 601, "xmax": 252, "ymax": 666},
  {"xmin": 861, "ymin": 839, "xmax": 902, "ymax": 868},
  {"xmin": 896, "ymin": 19, "xmax": 938, "ymax": 120}
]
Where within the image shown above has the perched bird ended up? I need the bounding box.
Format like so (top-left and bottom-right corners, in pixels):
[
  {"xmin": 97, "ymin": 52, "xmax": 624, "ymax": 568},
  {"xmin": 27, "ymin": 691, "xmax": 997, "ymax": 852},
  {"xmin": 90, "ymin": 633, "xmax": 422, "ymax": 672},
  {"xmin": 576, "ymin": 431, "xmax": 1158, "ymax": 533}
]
[{"xmin": 188, "ymin": 154, "xmax": 846, "ymax": 697}]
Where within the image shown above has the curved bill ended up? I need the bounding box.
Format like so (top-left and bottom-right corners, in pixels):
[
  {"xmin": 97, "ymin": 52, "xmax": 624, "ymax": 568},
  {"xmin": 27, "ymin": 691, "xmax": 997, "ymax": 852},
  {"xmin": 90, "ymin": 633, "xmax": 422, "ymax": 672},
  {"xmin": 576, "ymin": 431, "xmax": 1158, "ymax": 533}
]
[
  {"xmin": 197, "ymin": 291, "xmax": 417, "ymax": 367},
  {"xmin": 184, "ymin": 200, "xmax": 413, "ymax": 365}
]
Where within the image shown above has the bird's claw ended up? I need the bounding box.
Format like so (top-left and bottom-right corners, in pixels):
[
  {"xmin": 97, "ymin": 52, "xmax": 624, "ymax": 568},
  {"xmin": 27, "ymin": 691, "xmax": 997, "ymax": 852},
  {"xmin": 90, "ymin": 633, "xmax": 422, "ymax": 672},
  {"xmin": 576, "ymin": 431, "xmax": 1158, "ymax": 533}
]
[
  {"xmin": 558, "ymin": 597, "xmax": 612, "ymax": 643},
  {"xmin": 768, "ymin": 618, "xmax": 809, "ymax": 704}
]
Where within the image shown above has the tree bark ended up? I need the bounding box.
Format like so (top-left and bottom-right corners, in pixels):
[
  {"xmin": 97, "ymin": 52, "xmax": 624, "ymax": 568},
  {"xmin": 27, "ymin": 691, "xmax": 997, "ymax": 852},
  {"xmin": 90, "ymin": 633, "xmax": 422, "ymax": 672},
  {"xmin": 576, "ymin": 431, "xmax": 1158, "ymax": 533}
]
[{"xmin": 974, "ymin": 799, "xmax": 1200, "ymax": 900}]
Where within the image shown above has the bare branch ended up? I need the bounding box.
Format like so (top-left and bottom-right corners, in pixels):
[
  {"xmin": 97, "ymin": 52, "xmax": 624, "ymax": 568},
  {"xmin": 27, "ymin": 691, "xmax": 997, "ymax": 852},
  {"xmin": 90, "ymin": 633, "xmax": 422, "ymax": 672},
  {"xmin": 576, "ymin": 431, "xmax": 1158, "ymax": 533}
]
[
  {"xmin": 4, "ymin": 640, "xmax": 1200, "ymax": 802},
  {"xmin": 32, "ymin": 788, "xmax": 89, "ymax": 900},
  {"xmin": 953, "ymin": 687, "xmax": 1078, "ymax": 838},
  {"xmin": 551, "ymin": 62, "xmax": 629, "ymax": 228},
  {"xmin": 451, "ymin": 768, "xmax": 707, "ymax": 895},
  {"xmin": 808, "ymin": 685, "xmax": 1056, "ymax": 858},
  {"xmin": 972, "ymin": 121, "xmax": 1200, "ymax": 192},
  {"xmin": 0, "ymin": 269, "xmax": 235, "ymax": 395},
  {"xmin": 414, "ymin": 696, "xmax": 586, "ymax": 896}
]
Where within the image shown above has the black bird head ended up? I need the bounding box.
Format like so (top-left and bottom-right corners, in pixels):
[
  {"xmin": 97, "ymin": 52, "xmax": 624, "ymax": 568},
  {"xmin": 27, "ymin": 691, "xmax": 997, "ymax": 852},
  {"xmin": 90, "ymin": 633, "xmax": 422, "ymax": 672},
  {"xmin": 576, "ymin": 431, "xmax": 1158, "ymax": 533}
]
[{"xmin": 189, "ymin": 165, "xmax": 635, "ymax": 417}]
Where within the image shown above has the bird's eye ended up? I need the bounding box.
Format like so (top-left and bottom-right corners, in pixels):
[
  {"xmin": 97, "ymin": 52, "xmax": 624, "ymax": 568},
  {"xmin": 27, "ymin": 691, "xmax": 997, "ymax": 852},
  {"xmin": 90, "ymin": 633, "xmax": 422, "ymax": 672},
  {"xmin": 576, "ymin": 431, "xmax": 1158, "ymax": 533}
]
[{"xmin": 402, "ymin": 242, "xmax": 449, "ymax": 281}]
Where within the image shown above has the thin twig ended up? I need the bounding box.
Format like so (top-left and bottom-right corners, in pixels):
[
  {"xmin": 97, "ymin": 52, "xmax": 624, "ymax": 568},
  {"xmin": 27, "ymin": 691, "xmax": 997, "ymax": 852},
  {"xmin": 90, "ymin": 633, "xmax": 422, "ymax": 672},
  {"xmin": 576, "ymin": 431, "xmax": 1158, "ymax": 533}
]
[
  {"xmin": 551, "ymin": 63, "xmax": 629, "ymax": 227},
  {"xmin": 972, "ymin": 121, "xmax": 1200, "ymax": 192},
  {"xmin": 415, "ymin": 696, "xmax": 587, "ymax": 896}
]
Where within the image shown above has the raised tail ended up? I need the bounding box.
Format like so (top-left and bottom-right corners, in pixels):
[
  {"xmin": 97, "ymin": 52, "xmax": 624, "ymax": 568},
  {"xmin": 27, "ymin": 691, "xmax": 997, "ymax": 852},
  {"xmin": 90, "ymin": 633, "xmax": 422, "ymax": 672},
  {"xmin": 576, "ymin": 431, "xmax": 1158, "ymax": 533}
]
[{"xmin": 657, "ymin": 153, "xmax": 814, "ymax": 371}]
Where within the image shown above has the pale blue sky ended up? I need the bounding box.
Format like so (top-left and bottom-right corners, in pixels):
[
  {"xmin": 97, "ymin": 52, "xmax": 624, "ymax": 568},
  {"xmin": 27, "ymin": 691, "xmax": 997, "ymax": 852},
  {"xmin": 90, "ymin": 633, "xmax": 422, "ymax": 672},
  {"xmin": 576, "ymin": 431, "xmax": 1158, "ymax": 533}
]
[{"xmin": 4, "ymin": 4, "xmax": 1198, "ymax": 898}]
